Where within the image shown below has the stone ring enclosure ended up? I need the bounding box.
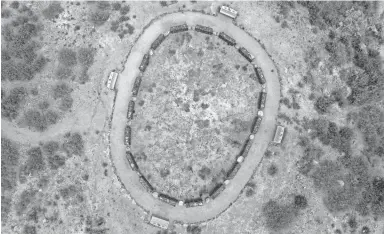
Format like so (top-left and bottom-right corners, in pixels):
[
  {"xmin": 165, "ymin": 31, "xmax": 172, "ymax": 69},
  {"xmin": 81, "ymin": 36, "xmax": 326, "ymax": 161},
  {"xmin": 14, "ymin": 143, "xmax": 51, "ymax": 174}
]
[{"xmin": 110, "ymin": 12, "xmax": 281, "ymax": 224}]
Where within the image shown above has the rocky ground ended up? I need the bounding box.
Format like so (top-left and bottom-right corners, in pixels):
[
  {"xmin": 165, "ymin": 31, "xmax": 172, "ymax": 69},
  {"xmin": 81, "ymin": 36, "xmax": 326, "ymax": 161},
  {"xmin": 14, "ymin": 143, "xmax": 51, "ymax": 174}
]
[{"xmin": 131, "ymin": 30, "xmax": 259, "ymax": 199}]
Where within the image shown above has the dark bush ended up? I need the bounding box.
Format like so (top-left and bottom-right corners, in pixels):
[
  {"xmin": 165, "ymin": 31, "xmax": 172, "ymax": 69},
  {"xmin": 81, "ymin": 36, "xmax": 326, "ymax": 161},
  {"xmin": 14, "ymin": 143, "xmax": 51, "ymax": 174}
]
[
  {"xmin": 56, "ymin": 66, "xmax": 73, "ymax": 80},
  {"xmin": 119, "ymin": 5, "xmax": 130, "ymax": 15},
  {"xmin": 198, "ymin": 166, "xmax": 211, "ymax": 180},
  {"xmin": 1, "ymin": 138, "xmax": 19, "ymax": 166},
  {"xmin": 371, "ymin": 177, "xmax": 384, "ymax": 216},
  {"xmin": 1, "ymin": 9, "xmax": 11, "ymax": 18},
  {"xmin": 45, "ymin": 110, "xmax": 59, "ymax": 125},
  {"xmin": 186, "ymin": 225, "xmax": 202, "ymax": 234},
  {"xmin": 24, "ymin": 110, "xmax": 47, "ymax": 131},
  {"xmin": 79, "ymin": 67, "xmax": 90, "ymax": 84},
  {"xmin": 48, "ymin": 155, "xmax": 66, "ymax": 170},
  {"xmin": 160, "ymin": 1, "xmax": 167, "ymax": 7},
  {"xmin": 110, "ymin": 21, "xmax": 119, "ymax": 32},
  {"xmin": 42, "ymin": 2, "xmax": 64, "ymax": 20},
  {"xmin": 31, "ymin": 55, "xmax": 47, "ymax": 73},
  {"xmin": 42, "ymin": 141, "xmax": 59, "ymax": 156},
  {"xmin": 10, "ymin": 1, "xmax": 20, "ymax": 9},
  {"xmin": 267, "ymin": 164, "xmax": 278, "ymax": 176},
  {"xmin": 127, "ymin": 23, "xmax": 135, "ymax": 35},
  {"xmin": 38, "ymin": 100, "xmax": 50, "ymax": 110},
  {"xmin": 245, "ymin": 188, "xmax": 255, "ymax": 197},
  {"xmin": 59, "ymin": 185, "xmax": 78, "ymax": 199},
  {"xmin": 58, "ymin": 48, "xmax": 77, "ymax": 67},
  {"xmin": 1, "ymin": 196, "xmax": 12, "ymax": 222},
  {"xmin": 16, "ymin": 188, "xmax": 38, "ymax": 215},
  {"xmin": 97, "ymin": 2, "xmax": 110, "ymax": 10},
  {"xmin": 59, "ymin": 95, "xmax": 73, "ymax": 111},
  {"xmin": 160, "ymin": 168, "xmax": 170, "ymax": 178},
  {"xmin": 262, "ymin": 200, "xmax": 297, "ymax": 231},
  {"xmin": 314, "ymin": 96, "xmax": 334, "ymax": 114},
  {"xmin": 294, "ymin": 195, "xmax": 308, "ymax": 209},
  {"xmin": 23, "ymin": 225, "xmax": 36, "ymax": 234},
  {"xmin": 77, "ymin": 48, "xmax": 95, "ymax": 67},
  {"xmin": 24, "ymin": 147, "xmax": 45, "ymax": 175},
  {"xmin": 112, "ymin": 2, "xmax": 121, "ymax": 11},
  {"xmin": 89, "ymin": 10, "xmax": 110, "ymax": 26},
  {"xmin": 63, "ymin": 132, "xmax": 84, "ymax": 156},
  {"xmin": 1, "ymin": 87, "xmax": 28, "ymax": 120},
  {"xmin": 53, "ymin": 82, "xmax": 72, "ymax": 99},
  {"xmin": 1, "ymin": 138, "xmax": 19, "ymax": 192},
  {"xmin": 311, "ymin": 160, "xmax": 342, "ymax": 190},
  {"xmin": 297, "ymin": 144, "xmax": 324, "ymax": 176},
  {"xmin": 3, "ymin": 61, "xmax": 35, "ymax": 81}
]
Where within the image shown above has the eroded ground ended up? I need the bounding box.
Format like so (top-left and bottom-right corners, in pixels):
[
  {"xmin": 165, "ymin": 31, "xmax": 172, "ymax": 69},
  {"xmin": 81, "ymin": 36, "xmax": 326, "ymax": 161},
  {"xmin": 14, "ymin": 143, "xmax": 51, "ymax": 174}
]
[{"xmin": 131, "ymin": 31, "xmax": 260, "ymax": 198}]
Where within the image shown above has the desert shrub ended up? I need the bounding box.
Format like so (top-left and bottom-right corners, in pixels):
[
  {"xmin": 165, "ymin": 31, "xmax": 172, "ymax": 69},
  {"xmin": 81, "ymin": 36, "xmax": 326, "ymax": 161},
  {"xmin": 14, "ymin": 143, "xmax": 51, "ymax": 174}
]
[
  {"xmin": 160, "ymin": 1, "xmax": 167, "ymax": 7},
  {"xmin": 1, "ymin": 138, "xmax": 19, "ymax": 166},
  {"xmin": 97, "ymin": 2, "xmax": 110, "ymax": 10},
  {"xmin": 42, "ymin": 141, "xmax": 59, "ymax": 156},
  {"xmin": 198, "ymin": 166, "xmax": 211, "ymax": 180},
  {"xmin": 350, "ymin": 105, "xmax": 384, "ymax": 158},
  {"xmin": 38, "ymin": 100, "xmax": 50, "ymax": 110},
  {"xmin": 58, "ymin": 48, "xmax": 77, "ymax": 67},
  {"xmin": 119, "ymin": 5, "xmax": 130, "ymax": 15},
  {"xmin": 1, "ymin": 87, "xmax": 28, "ymax": 120},
  {"xmin": 311, "ymin": 160, "xmax": 342, "ymax": 190},
  {"xmin": 53, "ymin": 82, "xmax": 72, "ymax": 99},
  {"xmin": 77, "ymin": 48, "xmax": 95, "ymax": 67},
  {"xmin": 371, "ymin": 177, "xmax": 384, "ymax": 216},
  {"xmin": 310, "ymin": 119, "xmax": 353, "ymax": 154},
  {"xmin": 45, "ymin": 110, "xmax": 59, "ymax": 125},
  {"xmin": 2, "ymin": 50, "xmax": 11, "ymax": 61},
  {"xmin": 1, "ymin": 9, "xmax": 11, "ymax": 18},
  {"xmin": 24, "ymin": 110, "xmax": 47, "ymax": 131},
  {"xmin": 126, "ymin": 23, "xmax": 135, "ymax": 34},
  {"xmin": 1, "ymin": 138, "xmax": 19, "ymax": 191},
  {"xmin": 23, "ymin": 225, "xmax": 36, "ymax": 234},
  {"xmin": 15, "ymin": 188, "xmax": 38, "ymax": 215},
  {"xmin": 42, "ymin": 2, "xmax": 64, "ymax": 20},
  {"xmin": 59, "ymin": 95, "xmax": 73, "ymax": 111},
  {"xmin": 31, "ymin": 55, "xmax": 47, "ymax": 73},
  {"xmin": 110, "ymin": 21, "xmax": 119, "ymax": 32},
  {"xmin": 56, "ymin": 66, "xmax": 73, "ymax": 80},
  {"xmin": 296, "ymin": 144, "xmax": 324, "ymax": 176},
  {"xmin": 245, "ymin": 188, "xmax": 255, "ymax": 197},
  {"xmin": 24, "ymin": 147, "xmax": 45, "ymax": 175},
  {"xmin": 63, "ymin": 132, "xmax": 84, "ymax": 156},
  {"xmin": 160, "ymin": 168, "xmax": 170, "ymax": 178},
  {"xmin": 1, "ymin": 196, "xmax": 12, "ymax": 222},
  {"xmin": 314, "ymin": 96, "xmax": 334, "ymax": 114},
  {"xmin": 262, "ymin": 200, "xmax": 297, "ymax": 231},
  {"xmin": 10, "ymin": 1, "xmax": 20, "ymax": 9},
  {"xmin": 112, "ymin": 2, "xmax": 121, "ymax": 10},
  {"xmin": 48, "ymin": 155, "xmax": 66, "ymax": 170},
  {"xmin": 294, "ymin": 195, "xmax": 308, "ymax": 210},
  {"xmin": 267, "ymin": 164, "xmax": 278, "ymax": 176},
  {"xmin": 79, "ymin": 67, "xmax": 90, "ymax": 84},
  {"xmin": 323, "ymin": 186, "xmax": 357, "ymax": 212},
  {"xmin": 59, "ymin": 185, "xmax": 78, "ymax": 199},
  {"xmin": 89, "ymin": 10, "xmax": 110, "ymax": 26},
  {"xmin": 186, "ymin": 225, "xmax": 202, "ymax": 234}
]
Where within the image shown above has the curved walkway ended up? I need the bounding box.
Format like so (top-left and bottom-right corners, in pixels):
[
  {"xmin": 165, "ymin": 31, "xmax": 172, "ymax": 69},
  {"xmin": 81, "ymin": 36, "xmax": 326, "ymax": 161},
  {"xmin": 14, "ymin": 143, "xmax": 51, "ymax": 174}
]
[{"xmin": 110, "ymin": 12, "xmax": 281, "ymax": 223}]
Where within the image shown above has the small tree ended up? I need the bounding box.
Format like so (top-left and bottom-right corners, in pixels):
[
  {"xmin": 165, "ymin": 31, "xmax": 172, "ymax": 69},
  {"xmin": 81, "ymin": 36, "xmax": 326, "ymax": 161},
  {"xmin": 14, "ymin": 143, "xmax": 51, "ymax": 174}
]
[
  {"xmin": 58, "ymin": 48, "xmax": 77, "ymax": 67},
  {"xmin": 77, "ymin": 48, "xmax": 95, "ymax": 67},
  {"xmin": 42, "ymin": 2, "xmax": 64, "ymax": 20}
]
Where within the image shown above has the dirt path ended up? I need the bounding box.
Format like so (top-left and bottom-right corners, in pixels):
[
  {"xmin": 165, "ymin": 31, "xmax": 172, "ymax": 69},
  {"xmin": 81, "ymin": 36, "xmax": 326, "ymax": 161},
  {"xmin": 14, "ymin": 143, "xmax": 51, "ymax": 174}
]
[{"xmin": 109, "ymin": 12, "xmax": 281, "ymax": 224}]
